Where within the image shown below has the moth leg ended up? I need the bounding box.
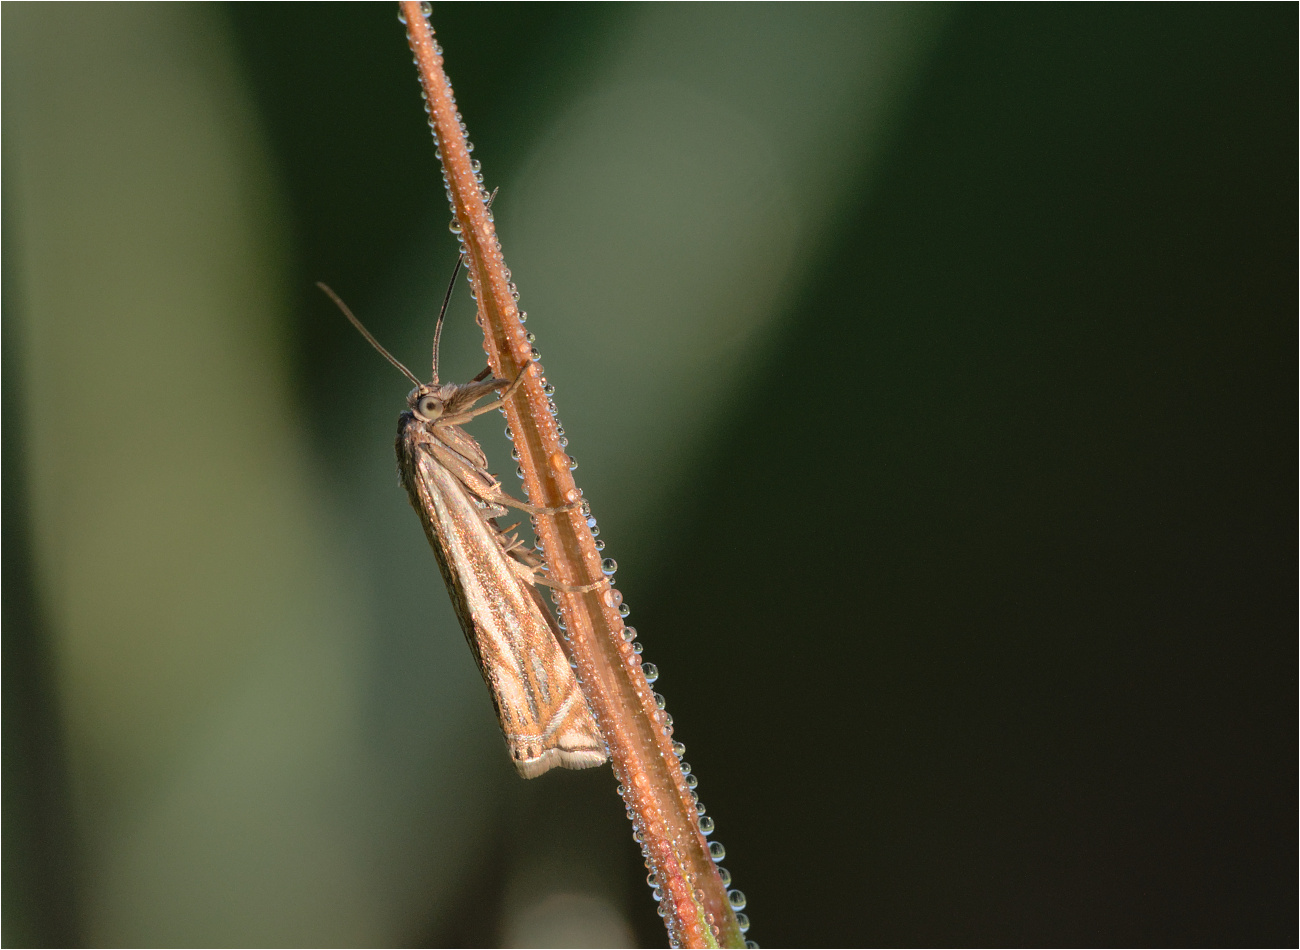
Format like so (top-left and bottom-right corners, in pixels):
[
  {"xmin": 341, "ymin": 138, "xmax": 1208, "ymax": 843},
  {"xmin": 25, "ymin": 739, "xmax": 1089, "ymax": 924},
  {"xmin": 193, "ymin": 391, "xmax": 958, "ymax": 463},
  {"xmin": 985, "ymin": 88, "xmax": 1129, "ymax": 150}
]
[
  {"xmin": 440, "ymin": 362, "xmax": 530, "ymax": 425},
  {"xmin": 533, "ymin": 573, "xmax": 609, "ymax": 594},
  {"xmin": 510, "ymin": 560, "xmax": 607, "ymax": 594},
  {"xmin": 422, "ymin": 441, "xmax": 579, "ymax": 516}
]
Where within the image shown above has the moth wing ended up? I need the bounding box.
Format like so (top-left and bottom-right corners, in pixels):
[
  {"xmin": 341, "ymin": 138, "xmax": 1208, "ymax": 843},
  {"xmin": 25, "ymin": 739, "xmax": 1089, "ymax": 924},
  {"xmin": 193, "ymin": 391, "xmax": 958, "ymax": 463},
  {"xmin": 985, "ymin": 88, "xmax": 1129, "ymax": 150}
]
[{"xmin": 398, "ymin": 419, "xmax": 606, "ymax": 778}]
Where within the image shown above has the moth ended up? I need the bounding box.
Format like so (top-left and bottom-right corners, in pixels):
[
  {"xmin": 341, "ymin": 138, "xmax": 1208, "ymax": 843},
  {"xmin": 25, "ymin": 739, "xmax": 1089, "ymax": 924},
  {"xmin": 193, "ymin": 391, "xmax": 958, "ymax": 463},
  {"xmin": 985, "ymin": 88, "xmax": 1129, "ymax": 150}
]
[{"xmin": 319, "ymin": 278, "xmax": 606, "ymax": 778}]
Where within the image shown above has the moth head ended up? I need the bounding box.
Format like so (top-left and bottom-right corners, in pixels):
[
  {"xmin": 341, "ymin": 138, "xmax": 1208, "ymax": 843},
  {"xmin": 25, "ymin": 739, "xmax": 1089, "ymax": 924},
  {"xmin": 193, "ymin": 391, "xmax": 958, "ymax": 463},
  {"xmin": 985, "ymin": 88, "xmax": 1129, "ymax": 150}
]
[{"xmin": 409, "ymin": 386, "xmax": 446, "ymax": 422}]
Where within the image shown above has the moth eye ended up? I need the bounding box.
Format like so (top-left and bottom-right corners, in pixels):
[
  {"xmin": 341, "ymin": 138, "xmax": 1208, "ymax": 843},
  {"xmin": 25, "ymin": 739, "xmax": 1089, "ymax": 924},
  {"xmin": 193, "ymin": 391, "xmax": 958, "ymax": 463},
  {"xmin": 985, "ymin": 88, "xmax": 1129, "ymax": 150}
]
[{"xmin": 416, "ymin": 395, "xmax": 443, "ymax": 420}]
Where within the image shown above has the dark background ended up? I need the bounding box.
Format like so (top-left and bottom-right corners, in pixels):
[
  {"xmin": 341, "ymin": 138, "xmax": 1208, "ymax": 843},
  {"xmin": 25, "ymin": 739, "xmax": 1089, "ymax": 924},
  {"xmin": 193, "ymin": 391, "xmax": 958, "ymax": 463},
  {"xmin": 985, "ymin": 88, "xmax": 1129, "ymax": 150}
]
[{"xmin": 5, "ymin": 3, "xmax": 1295, "ymax": 946}]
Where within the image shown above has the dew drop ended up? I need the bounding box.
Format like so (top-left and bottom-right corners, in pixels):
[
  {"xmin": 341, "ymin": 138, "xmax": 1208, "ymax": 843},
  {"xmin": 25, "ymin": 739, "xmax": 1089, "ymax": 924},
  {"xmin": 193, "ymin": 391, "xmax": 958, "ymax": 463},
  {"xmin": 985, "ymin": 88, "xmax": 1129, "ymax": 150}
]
[
  {"xmin": 542, "ymin": 382, "xmax": 556, "ymax": 396},
  {"xmin": 632, "ymin": 641, "xmax": 644, "ymax": 654},
  {"xmin": 653, "ymin": 691, "xmax": 666, "ymax": 709},
  {"xmin": 717, "ymin": 867, "xmax": 731, "ymax": 887},
  {"xmin": 549, "ymin": 451, "xmax": 568, "ymax": 471},
  {"xmin": 709, "ymin": 841, "xmax": 726, "ymax": 862},
  {"xmin": 594, "ymin": 539, "xmax": 606, "ymax": 551},
  {"xmin": 680, "ymin": 761, "xmax": 692, "ymax": 775},
  {"xmin": 698, "ymin": 816, "xmax": 715, "ymax": 835},
  {"xmin": 601, "ymin": 558, "xmax": 617, "ymax": 576},
  {"xmin": 419, "ymin": 2, "xmax": 433, "ymax": 18},
  {"xmin": 728, "ymin": 890, "xmax": 747, "ymax": 911},
  {"xmin": 530, "ymin": 348, "xmax": 541, "ymax": 361},
  {"xmin": 558, "ymin": 436, "xmax": 568, "ymax": 447},
  {"xmin": 622, "ymin": 626, "xmax": 637, "ymax": 643},
  {"xmin": 568, "ymin": 456, "xmax": 578, "ymax": 470},
  {"xmin": 503, "ymin": 425, "xmax": 513, "ymax": 441},
  {"xmin": 518, "ymin": 311, "xmax": 528, "ymax": 323},
  {"xmin": 618, "ymin": 603, "xmax": 630, "ymax": 618},
  {"xmin": 685, "ymin": 773, "xmax": 698, "ymax": 789},
  {"xmin": 643, "ymin": 663, "xmax": 658, "ymax": 683},
  {"xmin": 590, "ymin": 524, "xmax": 601, "ymax": 538},
  {"xmin": 515, "ymin": 466, "xmax": 525, "ymax": 480},
  {"xmin": 564, "ymin": 488, "xmax": 579, "ymax": 503}
]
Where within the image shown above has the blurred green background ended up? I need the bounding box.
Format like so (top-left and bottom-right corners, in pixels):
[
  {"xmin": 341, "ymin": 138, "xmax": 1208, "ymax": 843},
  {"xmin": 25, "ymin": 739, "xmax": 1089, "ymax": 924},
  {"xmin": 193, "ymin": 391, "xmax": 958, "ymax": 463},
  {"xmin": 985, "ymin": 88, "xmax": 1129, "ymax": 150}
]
[{"xmin": 3, "ymin": 3, "xmax": 1294, "ymax": 946}]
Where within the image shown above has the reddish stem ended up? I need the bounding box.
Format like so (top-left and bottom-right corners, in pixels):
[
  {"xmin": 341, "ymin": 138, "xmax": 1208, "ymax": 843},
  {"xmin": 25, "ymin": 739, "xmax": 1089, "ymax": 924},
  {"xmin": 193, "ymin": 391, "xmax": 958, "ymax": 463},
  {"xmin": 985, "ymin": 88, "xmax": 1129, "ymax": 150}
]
[{"xmin": 398, "ymin": 4, "xmax": 744, "ymax": 947}]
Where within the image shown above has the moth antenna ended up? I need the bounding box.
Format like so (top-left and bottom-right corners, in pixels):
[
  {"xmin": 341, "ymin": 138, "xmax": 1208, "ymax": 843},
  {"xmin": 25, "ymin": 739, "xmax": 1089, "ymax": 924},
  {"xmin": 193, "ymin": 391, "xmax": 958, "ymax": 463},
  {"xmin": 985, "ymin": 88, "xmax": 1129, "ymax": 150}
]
[
  {"xmin": 430, "ymin": 255, "xmax": 462, "ymax": 387},
  {"xmin": 317, "ymin": 282, "xmax": 422, "ymax": 388},
  {"xmin": 433, "ymin": 188, "xmax": 499, "ymax": 384}
]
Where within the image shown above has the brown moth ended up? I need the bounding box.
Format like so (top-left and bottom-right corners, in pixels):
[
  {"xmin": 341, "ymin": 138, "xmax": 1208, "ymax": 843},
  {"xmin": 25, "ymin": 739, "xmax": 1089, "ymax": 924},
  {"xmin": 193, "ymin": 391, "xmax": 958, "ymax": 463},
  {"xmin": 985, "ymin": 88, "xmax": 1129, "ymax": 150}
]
[{"xmin": 319, "ymin": 280, "xmax": 606, "ymax": 779}]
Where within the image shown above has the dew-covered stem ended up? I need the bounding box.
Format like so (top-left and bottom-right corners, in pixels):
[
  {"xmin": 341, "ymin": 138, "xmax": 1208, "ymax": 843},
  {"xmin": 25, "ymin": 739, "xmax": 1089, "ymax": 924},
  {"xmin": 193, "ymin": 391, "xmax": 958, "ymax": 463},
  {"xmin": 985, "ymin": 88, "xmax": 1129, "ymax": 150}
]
[{"xmin": 397, "ymin": 3, "xmax": 744, "ymax": 947}]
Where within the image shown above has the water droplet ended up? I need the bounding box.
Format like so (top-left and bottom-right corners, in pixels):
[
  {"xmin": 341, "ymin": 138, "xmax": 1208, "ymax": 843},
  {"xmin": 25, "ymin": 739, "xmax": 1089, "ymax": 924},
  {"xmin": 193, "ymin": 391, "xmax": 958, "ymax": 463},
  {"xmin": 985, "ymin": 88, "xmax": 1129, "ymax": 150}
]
[
  {"xmin": 590, "ymin": 524, "xmax": 600, "ymax": 538},
  {"xmin": 632, "ymin": 641, "xmax": 644, "ymax": 654},
  {"xmin": 397, "ymin": 9, "xmax": 408, "ymax": 24},
  {"xmin": 503, "ymin": 425, "xmax": 514, "ymax": 441},
  {"xmin": 685, "ymin": 773, "xmax": 698, "ymax": 789},
  {"xmin": 530, "ymin": 348, "xmax": 540, "ymax": 361},
  {"xmin": 728, "ymin": 889, "xmax": 747, "ymax": 911},
  {"xmin": 709, "ymin": 841, "xmax": 726, "ymax": 862},
  {"xmin": 518, "ymin": 311, "xmax": 528, "ymax": 323},
  {"xmin": 510, "ymin": 447, "xmax": 520, "ymax": 461},
  {"xmin": 717, "ymin": 867, "xmax": 731, "ymax": 887},
  {"xmin": 525, "ymin": 331, "xmax": 536, "ymax": 343},
  {"xmin": 594, "ymin": 539, "xmax": 605, "ymax": 551},
  {"xmin": 419, "ymin": 1, "xmax": 433, "ymax": 17},
  {"xmin": 652, "ymin": 886, "xmax": 664, "ymax": 902},
  {"xmin": 515, "ymin": 466, "xmax": 525, "ymax": 480},
  {"xmin": 601, "ymin": 558, "xmax": 618, "ymax": 576},
  {"xmin": 643, "ymin": 663, "xmax": 658, "ymax": 683},
  {"xmin": 564, "ymin": 488, "xmax": 579, "ymax": 503},
  {"xmin": 699, "ymin": 816, "xmax": 715, "ymax": 835},
  {"xmin": 739, "ymin": 917, "xmax": 752, "ymax": 936},
  {"xmin": 622, "ymin": 626, "xmax": 637, "ymax": 643},
  {"xmin": 549, "ymin": 451, "xmax": 568, "ymax": 471},
  {"xmin": 653, "ymin": 691, "xmax": 666, "ymax": 709},
  {"xmin": 558, "ymin": 436, "xmax": 568, "ymax": 447},
  {"xmin": 680, "ymin": 761, "xmax": 692, "ymax": 775},
  {"xmin": 448, "ymin": 218, "xmax": 461, "ymax": 234},
  {"xmin": 568, "ymin": 456, "xmax": 578, "ymax": 470}
]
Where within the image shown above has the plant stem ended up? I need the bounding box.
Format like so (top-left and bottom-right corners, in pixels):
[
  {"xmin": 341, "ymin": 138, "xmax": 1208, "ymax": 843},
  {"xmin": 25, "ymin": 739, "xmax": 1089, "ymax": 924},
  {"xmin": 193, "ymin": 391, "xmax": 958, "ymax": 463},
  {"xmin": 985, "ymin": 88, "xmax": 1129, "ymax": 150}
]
[{"xmin": 397, "ymin": 4, "xmax": 745, "ymax": 947}]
